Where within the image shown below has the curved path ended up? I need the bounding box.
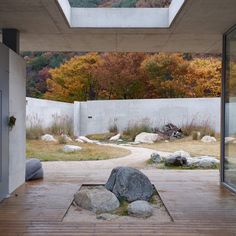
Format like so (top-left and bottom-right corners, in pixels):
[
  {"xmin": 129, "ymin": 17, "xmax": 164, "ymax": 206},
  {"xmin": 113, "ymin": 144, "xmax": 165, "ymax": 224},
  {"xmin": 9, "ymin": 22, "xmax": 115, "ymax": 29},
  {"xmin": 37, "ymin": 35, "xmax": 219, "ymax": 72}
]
[{"xmin": 42, "ymin": 144, "xmax": 171, "ymax": 182}]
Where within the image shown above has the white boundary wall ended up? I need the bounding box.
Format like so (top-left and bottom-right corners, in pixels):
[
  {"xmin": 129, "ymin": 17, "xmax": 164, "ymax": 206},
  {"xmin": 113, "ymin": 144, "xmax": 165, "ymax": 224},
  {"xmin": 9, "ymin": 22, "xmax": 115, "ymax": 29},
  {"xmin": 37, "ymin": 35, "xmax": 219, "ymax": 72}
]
[
  {"xmin": 26, "ymin": 97, "xmax": 221, "ymax": 136},
  {"xmin": 74, "ymin": 98, "xmax": 221, "ymax": 136},
  {"xmin": 26, "ymin": 97, "xmax": 74, "ymax": 128}
]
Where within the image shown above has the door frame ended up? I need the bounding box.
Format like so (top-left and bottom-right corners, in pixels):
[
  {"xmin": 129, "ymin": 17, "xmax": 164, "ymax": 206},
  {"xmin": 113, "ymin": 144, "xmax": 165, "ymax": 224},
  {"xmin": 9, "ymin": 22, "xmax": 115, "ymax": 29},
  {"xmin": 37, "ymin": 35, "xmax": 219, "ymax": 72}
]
[{"xmin": 221, "ymin": 24, "xmax": 236, "ymax": 193}]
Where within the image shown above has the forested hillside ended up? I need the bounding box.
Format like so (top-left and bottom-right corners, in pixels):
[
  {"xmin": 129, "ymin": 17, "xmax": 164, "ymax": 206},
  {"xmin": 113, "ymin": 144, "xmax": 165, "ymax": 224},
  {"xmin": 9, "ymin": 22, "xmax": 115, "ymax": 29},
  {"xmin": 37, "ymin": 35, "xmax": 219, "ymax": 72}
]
[
  {"xmin": 68, "ymin": 0, "xmax": 171, "ymax": 8},
  {"xmin": 23, "ymin": 52, "xmax": 221, "ymax": 102}
]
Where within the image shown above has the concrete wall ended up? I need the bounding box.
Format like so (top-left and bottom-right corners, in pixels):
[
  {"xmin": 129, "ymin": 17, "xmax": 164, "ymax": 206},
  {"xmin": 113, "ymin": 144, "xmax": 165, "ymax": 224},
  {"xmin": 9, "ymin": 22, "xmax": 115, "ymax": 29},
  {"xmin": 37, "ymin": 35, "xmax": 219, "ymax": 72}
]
[
  {"xmin": 0, "ymin": 43, "xmax": 10, "ymax": 200},
  {"xmin": 74, "ymin": 98, "xmax": 221, "ymax": 136},
  {"xmin": 26, "ymin": 97, "xmax": 74, "ymax": 128},
  {"xmin": 9, "ymin": 51, "xmax": 26, "ymax": 193},
  {"xmin": 0, "ymin": 43, "xmax": 26, "ymax": 200},
  {"xmin": 26, "ymin": 97, "xmax": 221, "ymax": 137}
]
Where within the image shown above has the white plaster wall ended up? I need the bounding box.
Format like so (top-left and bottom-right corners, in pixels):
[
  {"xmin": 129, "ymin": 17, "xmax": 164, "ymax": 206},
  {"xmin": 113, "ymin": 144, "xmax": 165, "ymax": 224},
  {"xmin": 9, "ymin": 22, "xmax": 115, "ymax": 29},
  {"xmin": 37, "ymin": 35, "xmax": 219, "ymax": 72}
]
[
  {"xmin": 74, "ymin": 98, "xmax": 221, "ymax": 136},
  {"xmin": 9, "ymin": 51, "xmax": 26, "ymax": 193},
  {"xmin": 26, "ymin": 97, "xmax": 74, "ymax": 128}
]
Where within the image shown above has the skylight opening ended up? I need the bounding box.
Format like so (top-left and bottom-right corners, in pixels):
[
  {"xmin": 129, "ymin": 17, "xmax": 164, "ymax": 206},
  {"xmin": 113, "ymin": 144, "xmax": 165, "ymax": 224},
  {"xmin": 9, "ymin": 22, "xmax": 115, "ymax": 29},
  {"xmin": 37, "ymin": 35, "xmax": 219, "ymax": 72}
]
[{"xmin": 68, "ymin": 0, "xmax": 172, "ymax": 8}]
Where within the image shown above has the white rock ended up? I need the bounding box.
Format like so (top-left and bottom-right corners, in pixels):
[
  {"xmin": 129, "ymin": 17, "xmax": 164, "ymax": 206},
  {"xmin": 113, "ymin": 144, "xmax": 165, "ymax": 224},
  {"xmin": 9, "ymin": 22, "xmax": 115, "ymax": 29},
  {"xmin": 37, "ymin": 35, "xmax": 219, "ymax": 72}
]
[
  {"xmin": 198, "ymin": 156, "xmax": 220, "ymax": 168},
  {"xmin": 201, "ymin": 135, "xmax": 217, "ymax": 143},
  {"xmin": 41, "ymin": 134, "xmax": 56, "ymax": 142},
  {"xmin": 187, "ymin": 156, "xmax": 219, "ymax": 168},
  {"xmin": 63, "ymin": 145, "xmax": 82, "ymax": 153},
  {"xmin": 109, "ymin": 133, "xmax": 121, "ymax": 141},
  {"xmin": 78, "ymin": 136, "xmax": 94, "ymax": 143},
  {"xmin": 169, "ymin": 150, "xmax": 191, "ymax": 159},
  {"xmin": 186, "ymin": 157, "xmax": 201, "ymax": 166},
  {"xmin": 75, "ymin": 138, "xmax": 84, "ymax": 143},
  {"xmin": 134, "ymin": 132, "xmax": 162, "ymax": 144},
  {"xmin": 74, "ymin": 186, "xmax": 120, "ymax": 213},
  {"xmin": 128, "ymin": 200, "xmax": 153, "ymax": 218},
  {"xmin": 225, "ymin": 137, "xmax": 236, "ymax": 144}
]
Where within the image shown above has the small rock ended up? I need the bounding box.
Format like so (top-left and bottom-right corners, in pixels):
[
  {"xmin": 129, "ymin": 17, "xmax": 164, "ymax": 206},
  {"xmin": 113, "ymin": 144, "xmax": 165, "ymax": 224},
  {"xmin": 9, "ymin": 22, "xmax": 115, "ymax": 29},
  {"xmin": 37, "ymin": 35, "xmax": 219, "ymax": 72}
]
[
  {"xmin": 165, "ymin": 150, "xmax": 189, "ymax": 167},
  {"xmin": 74, "ymin": 186, "xmax": 120, "ymax": 213},
  {"xmin": 150, "ymin": 153, "xmax": 162, "ymax": 164},
  {"xmin": 105, "ymin": 167, "xmax": 154, "ymax": 202},
  {"xmin": 128, "ymin": 200, "xmax": 153, "ymax": 218},
  {"xmin": 63, "ymin": 145, "xmax": 82, "ymax": 153},
  {"xmin": 41, "ymin": 134, "xmax": 56, "ymax": 142},
  {"xmin": 78, "ymin": 136, "xmax": 94, "ymax": 143},
  {"xmin": 135, "ymin": 132, "xmax": 162, "ymax": 144},
  {"xmin": 225, "ymin": 137, "xmax": 236, "ymax": 144},
  {"xmin": 75, "ymin": 138, "xmax": 84, "ymax": 143},
  {"xmin": 96, "ymin": 213, "xmax": 119, "ymax": 221},
  {"xmin": 201, "ymin": 135, "xmax": 217, "ymax": 143},
  {"xmin": 109, "ymin": 133, "xmax": 121, "ymax": 141}
]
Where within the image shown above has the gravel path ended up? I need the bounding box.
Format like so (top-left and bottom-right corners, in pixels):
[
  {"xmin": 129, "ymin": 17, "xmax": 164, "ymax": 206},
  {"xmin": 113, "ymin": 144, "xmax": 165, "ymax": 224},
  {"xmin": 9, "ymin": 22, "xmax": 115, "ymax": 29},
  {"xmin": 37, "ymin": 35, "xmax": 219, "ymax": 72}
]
[{"xmin": 42, "ymin": 144, "xmax": 171, "ymax": 181}]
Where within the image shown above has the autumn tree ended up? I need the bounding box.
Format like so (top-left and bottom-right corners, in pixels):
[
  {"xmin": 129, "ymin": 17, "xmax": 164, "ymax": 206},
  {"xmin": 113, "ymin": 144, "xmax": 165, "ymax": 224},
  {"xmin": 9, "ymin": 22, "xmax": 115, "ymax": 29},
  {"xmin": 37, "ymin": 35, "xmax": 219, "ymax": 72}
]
[
  {"xmin": 45, "ymin": 53, "xmax": 100, "ymax": 102},
  {"xmin": 141, "ymin": 53, "xmax": 221, "ymax": 98},
  {"xmin": 93, "ymin": 52, "xmax": 147, "ymax": 99},
  {"xmin": 141, "ymin": 53, "xmax": 191, "ymax": 98},
  {"xmin": 186, "ymin": 58, "xmax": 221, "ymax": 97}
]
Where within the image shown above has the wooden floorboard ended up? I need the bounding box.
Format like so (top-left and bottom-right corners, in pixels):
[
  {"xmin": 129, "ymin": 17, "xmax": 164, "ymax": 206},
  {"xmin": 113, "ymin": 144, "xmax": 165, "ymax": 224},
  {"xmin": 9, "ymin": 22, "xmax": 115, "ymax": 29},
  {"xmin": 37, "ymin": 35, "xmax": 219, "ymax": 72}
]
[{"xmin": 0, "ymin": 170, "xmax": 236, "ymax": 235}]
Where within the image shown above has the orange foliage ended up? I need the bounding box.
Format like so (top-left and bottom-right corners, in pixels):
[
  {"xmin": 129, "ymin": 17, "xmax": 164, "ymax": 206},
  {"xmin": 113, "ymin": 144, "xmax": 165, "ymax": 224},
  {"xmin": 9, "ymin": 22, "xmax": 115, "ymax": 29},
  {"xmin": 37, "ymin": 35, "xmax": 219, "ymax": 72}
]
[{"xmin": 45, "ymin": 53, "xmax": 221, "ymax": 102}]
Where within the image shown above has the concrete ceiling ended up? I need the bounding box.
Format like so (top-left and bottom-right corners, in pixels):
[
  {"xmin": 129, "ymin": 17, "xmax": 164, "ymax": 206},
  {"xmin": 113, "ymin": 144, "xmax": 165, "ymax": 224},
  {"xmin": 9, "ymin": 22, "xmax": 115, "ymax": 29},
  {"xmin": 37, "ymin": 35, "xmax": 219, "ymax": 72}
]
[{"xmin": 0, "ymin": 0, "xmax": 236, "ymax": 53}]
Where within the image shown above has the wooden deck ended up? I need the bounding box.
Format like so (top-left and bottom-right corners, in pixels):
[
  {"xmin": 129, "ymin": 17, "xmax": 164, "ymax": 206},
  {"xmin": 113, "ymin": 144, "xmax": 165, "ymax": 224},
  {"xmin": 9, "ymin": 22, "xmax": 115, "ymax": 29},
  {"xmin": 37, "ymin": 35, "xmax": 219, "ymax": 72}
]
[{"xmin": 0, "ymin": 169, "xmax": 236, "ymax": 235}]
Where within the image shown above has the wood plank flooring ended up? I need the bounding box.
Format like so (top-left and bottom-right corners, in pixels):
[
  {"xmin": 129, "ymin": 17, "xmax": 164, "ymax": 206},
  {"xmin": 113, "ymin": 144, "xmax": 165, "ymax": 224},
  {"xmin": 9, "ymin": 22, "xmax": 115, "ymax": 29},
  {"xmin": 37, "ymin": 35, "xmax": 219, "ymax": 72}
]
[{"xmin": 0, "ymin": 170, "xmax": 236, "ymax": 235}]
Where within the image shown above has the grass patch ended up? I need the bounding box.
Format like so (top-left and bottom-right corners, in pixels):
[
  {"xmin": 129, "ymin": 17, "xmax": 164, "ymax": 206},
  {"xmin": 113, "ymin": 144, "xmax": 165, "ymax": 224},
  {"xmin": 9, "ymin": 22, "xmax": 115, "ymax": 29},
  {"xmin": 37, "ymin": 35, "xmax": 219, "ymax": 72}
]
[
  {"xmin": 139, "ymin": 137, "xmax": 220, "ymax": 158},
  {"xmin": 26, "ymin": 140, "xmax": 130, "ymax": 161},
  {"xmin": 113, "ymin": 199, "xmax": 129, "ymax": 216},
  {"xmin": 86, "ymin": 132, "xmax": 116, "ymax": 141}
]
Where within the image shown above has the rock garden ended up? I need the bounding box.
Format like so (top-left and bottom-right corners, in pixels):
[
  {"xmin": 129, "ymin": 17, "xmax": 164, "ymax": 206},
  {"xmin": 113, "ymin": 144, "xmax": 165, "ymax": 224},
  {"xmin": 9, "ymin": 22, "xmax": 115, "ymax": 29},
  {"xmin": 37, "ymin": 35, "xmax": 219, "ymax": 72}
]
[{"xmin": 63, "ymin": 167, "xmax": 171, "ymax": 223}]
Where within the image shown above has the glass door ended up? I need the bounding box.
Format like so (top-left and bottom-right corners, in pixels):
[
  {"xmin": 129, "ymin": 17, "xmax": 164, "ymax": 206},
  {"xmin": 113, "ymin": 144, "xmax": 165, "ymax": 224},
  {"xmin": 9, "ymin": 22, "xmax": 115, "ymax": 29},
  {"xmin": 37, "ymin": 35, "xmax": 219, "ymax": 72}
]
[{"xmin": 222, "ymin": 26, "xmax": 236, "ymax": 192}]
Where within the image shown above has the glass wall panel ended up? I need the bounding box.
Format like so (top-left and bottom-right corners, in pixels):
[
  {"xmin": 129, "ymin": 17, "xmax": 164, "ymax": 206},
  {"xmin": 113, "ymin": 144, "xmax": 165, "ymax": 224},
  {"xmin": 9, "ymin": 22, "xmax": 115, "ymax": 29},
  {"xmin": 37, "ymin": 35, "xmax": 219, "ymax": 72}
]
[{"xmin": 224, "ymin": 28, "xmax": 236, "ymax": 190}]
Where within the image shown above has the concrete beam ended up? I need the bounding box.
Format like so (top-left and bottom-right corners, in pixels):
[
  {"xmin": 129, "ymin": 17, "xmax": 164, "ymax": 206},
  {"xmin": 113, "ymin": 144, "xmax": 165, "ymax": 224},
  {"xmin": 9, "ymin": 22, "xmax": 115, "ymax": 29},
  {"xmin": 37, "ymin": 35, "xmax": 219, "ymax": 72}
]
[{"xmin": 2, "ymin": 29, "xmax": 20, "ymax": 54}]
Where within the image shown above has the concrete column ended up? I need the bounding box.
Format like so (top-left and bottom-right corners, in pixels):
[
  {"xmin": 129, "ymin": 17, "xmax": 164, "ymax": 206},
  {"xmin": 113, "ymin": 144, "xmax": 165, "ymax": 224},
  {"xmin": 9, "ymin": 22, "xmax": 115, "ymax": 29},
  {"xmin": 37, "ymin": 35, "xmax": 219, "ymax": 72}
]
[{"xmin": 0, "ymin": 43, "xmax": 26, "ymax": 201}]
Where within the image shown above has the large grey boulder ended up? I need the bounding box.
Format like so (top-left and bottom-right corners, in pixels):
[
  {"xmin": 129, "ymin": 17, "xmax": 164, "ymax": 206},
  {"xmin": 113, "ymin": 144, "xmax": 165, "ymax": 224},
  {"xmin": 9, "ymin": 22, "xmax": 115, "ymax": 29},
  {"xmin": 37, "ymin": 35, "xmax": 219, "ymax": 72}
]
[
  {"xmin": 74, "ymin": 186, "xmax": 120, "ymax": 213},
  {"xmin": 134, "ymin": 132, "xmax": 162, "ymax": 144},
  {"xmin": 25, "ymin": 158, "xmax": 44, "ymax": 181},
  {"xmin": 128, "ymin": 200, "xmax": 153, "ymax": 218},
  {"xmin": 105, "ymin": 167, "xmax": 154, "ymax": 202},
  {"xmin": 164, "ymin": 151, "xmax": 189, "ymax": 167}
]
